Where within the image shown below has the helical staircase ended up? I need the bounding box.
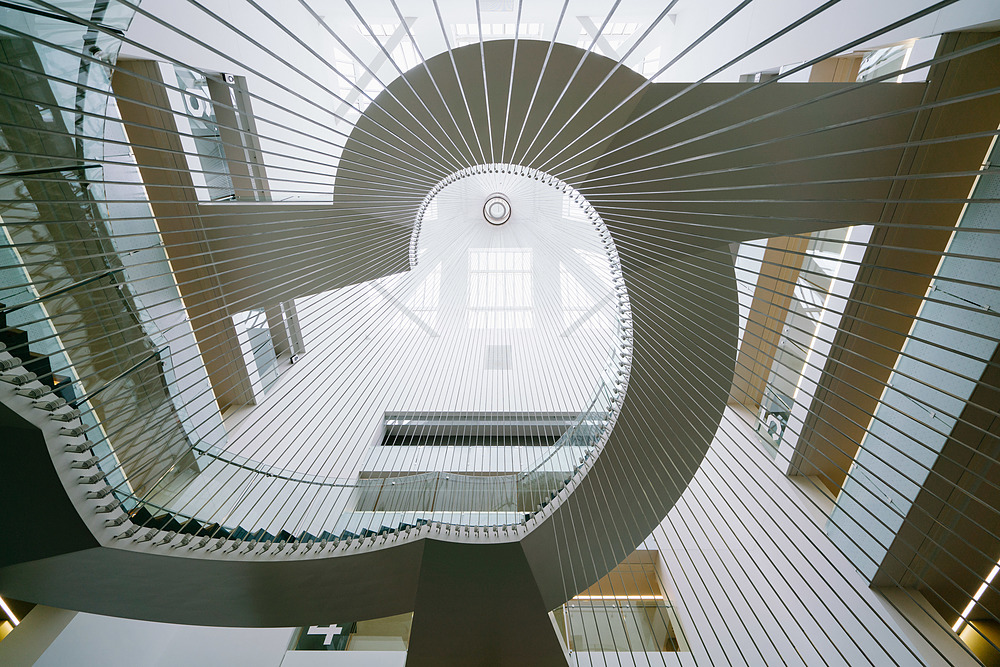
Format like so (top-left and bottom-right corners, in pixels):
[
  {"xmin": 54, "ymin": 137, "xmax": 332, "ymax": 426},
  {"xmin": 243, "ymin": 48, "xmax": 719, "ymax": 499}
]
[{"xmin": 2, "ymin": 2, "xmax": 995, "ymax": 665}]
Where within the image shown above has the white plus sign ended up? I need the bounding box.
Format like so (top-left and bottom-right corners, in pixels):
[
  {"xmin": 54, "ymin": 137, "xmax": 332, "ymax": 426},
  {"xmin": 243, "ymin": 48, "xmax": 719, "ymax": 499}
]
[{"xmin": 307, "ymin": 624, "xmax": 344, "ymax": 645}]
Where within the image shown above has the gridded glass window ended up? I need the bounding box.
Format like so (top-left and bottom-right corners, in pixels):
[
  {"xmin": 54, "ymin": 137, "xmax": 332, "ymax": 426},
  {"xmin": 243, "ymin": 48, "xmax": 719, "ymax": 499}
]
[
  {"xmin": 173, "ymin": 67, "xmax": 234, "ymax": 201},
  {"xmin": 641, "ymin": 46, "xmax": 662, "ymax": 78},
  {"xmin": 329, "ymin": 45, "xmax": 360, "ymax": 101},
  {"xmin": 359, "ymin": 23, "xmax": 420, "ymax": 71},
  {"xmin": 857, "ymin": 44, "xmax": 911, "ymax": 82},
  {"xmin": 453, "ymin": 23, "xmax": 543, "ymax": 47},
  {"xmin": 468, "ymin": 249, "xmax": 533, "ymax": 329}
]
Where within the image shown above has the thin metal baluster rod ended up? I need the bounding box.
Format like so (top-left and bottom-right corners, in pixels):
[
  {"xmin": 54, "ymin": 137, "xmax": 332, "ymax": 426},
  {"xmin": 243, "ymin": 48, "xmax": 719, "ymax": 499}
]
[
  {"xmin": 577, "ymin": 116, "xmax": 999, "ymax": 196},
  {"xmin": 0, "ymin": 151, "xmax": 427, "ymax": 205},
  {"xmin": 602, "ymin": 225, "xmax": 1000, "ymax": 471},
  {"xmin": 561, "ymin": 377, "xmax": 770, "ymax": 666},
  {"xmin": 543, "ymin": 0, "xmax": 957, "ymax": 180},
  {"xmin": 605, "ymin": 219, "xmax": 1000, "ymax": 378},
  {"xmin": 570, "ymin": 84, "xmax": 1000, "ymax": 189},
  {"xmin": 0, "ymin": 212, "xmax": 423, "ymax": 321},
  {"xmin": 474, "ymin": 0, "xmax": 494, "ymax": 164},
  {"xmin": 0, "ymin": 22, "xmax": 449, "ymax": 184},
  {"xmin": 574, "ymin": 370, "xmax": 834, "ymax": 667},
  {"xmin": 602, "ymin": 217, "xmax": 1000, "ymax": 320},
  {"xmin": 498, "ymin": 0, "xmax": 524, "ymax": 165},
  {"xmin": 514, "ymin": 0, "xmax": 624, "ymax": 168},
  {"xmin": 0, "ymin": 57, "xmax": 443, "ymax": 190},
  {"xmin": 705, "ymin": 410, "xmax": 990, "ymax": 663},
  {"xmin": 24, "ymin": 3, "xmax": 453, "ymax": 187},
  {"xmin": 5, "ymin": 13, "xmax": 992, "ymax": 628},
  {"xmin": 496, "ymin": 172, "xmax": 700, "ymax": 664},
  {"xmin": 585, "ymin": 165, "xmax": 1000, "ymax": 202},
  {"xmin": 11, "ymin": 156, "xmax": 1000, "ymax": 254},
  {"xmin": 632, "ymin": 310, "xmax": 992, "ymax": 664},
  {"xmin": 5, "ymin": 1, "xmax": 992, "ymax": 214},
  {"xmin": 3, "ymin": 35, "xmax": 996, "ymax": 219},
  {"xmin": 290, "ymin": 170, "xmax": 596, "ymax": 524},
  {"xmin": 592, "ymin": 284, "xmax": 960, "ymax": 664},
  {"xmin": 127, "ymin": 0, "xmax": 464, "ymax": 178},
  {"xmin": 0, "ymin": 90, "xmax": 428, "ymax": 192},
  {"xmin": 274, "ymin": 227, "xmax": 490, "ymax": 538},
  {"xmin": 429, "ymin": 0, "xmax": 488, "ymax": 164},
  {"xmin": 616, "ymin": 254, "xmax": 1000, "ymax": 618},
  {"xmin": 523, "ymin": 0, "xmax": 681, "ymax": 171},
  {"xmin": 580, "ymin": 264, "xmax": 900, "ymax": 664},
  {"xmin": 43, "ymin": 2, "xmax": 996, "ymax": 660},
  {"xmin": 338, "ymin": 0, "xmax": 471, "ymax": 169},
  {"xmin": 117, "ymin": 256, "xmax": 446, "ymax": 544},
  {"xmin": 5, "ymin": 126, "xmax": 1000, "ymax": 247},
  {"xmin": 516, "ymin": 0, "xmax": 755, "ymax": 170},
  {"xmin": 248, "ymin": 0, "xmax": 469, "ymax": 174},
  {"xmin": 152, "ymin": 217, "xmax": 512, "ymax": 540},
  {"xmin": 9, "ymin": 193, "xmax": 1000, "ymax": 460},
  {"xmin": 552, "ymin": 230, "xmax": 1000, "ymax": 580},
  {"xmin": 506, "ymin": 0, "xmax": 569, "ymax": 165},
  {"xmin": 231, "ymin": 176, "xmax": 616, "ymax": 536},
  {"xmin": 387, "ymin": 0, "xmax": 480, "ymax": 165},
  {"xmin": 17, "ymin": 196, "xmax": 1000, "ymax": 536},
  {"xmin": 47, "ymin": 209, "xmax": 424, "ymax": 486}
]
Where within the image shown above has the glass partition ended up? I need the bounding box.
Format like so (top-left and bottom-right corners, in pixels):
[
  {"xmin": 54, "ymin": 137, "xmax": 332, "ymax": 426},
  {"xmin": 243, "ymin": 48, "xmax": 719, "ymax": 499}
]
[{"xmin": 554, "ymin": 600, "xmax": 686, "ymax": 653}]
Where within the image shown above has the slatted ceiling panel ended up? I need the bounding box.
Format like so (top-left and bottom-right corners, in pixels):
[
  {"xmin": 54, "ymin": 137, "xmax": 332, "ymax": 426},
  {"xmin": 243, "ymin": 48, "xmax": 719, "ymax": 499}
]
[{"xmin": 1, "ymin": 1, "xmax": 1000, "ymax": 663}]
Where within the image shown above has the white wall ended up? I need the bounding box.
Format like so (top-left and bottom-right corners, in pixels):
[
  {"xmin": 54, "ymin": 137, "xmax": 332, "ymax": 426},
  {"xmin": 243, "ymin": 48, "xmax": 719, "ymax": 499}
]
[
  {"xmin": 642, "ymin": 406, "xmax": 976, "ymax": 667},
  {"xmin": 0, "ymin": 608, "xmax": 293, "ymax": 667}
]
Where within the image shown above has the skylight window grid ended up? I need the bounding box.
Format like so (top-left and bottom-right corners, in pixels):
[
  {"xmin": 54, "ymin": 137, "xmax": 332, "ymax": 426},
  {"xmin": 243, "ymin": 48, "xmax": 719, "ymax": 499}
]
[
  {"xmin": 468, "ymin": 249, "xmax": 533, "ymax": 329},
  {"xmin": 356, "ymin": 23, "xmax": 420, "ymax": 81},
  {"xmin": 453, "ymin": 23, "xmax": 543, "ymax": 47},
  {"xmin": 329, "ymin": 45, "xmax": 359, "ymax": 99}
]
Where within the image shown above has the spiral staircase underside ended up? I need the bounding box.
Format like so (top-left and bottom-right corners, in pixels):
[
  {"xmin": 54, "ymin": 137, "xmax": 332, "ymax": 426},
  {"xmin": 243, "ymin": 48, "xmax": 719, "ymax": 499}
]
[{"xmin": 0, "ymin": 37, "xmax": 941, "ymax": 665}]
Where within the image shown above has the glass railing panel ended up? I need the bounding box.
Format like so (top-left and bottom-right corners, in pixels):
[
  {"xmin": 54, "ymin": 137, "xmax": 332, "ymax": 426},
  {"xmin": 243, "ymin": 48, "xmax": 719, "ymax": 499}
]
[{"xmin": 560, "ymin": 601, "xmax": 686, "ymax": 653}]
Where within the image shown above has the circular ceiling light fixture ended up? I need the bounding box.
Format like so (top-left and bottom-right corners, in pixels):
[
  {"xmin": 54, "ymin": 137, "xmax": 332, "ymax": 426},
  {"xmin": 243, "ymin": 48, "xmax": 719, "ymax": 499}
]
[{"xmin": 483, "ymin": 192, "xmax": 511, "ymax": 225}]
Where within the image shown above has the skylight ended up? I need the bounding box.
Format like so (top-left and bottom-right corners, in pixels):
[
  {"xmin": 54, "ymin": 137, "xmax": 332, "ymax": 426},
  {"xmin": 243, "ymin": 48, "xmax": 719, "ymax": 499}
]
[
  {"xmin": 453, "ymin": 23, "xmax": 543, "ymax": 47},
  {"xmin": 468, "ymin": 248, "xmax": 533, "ymax": 329}
]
